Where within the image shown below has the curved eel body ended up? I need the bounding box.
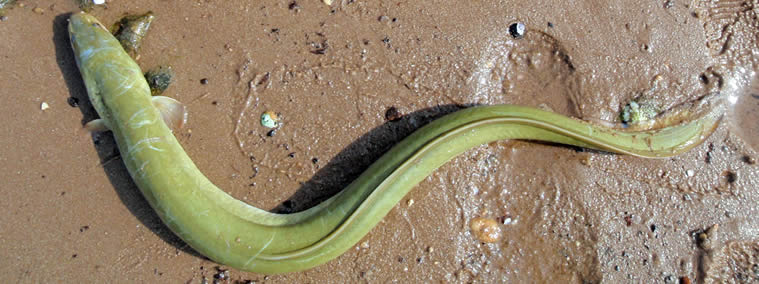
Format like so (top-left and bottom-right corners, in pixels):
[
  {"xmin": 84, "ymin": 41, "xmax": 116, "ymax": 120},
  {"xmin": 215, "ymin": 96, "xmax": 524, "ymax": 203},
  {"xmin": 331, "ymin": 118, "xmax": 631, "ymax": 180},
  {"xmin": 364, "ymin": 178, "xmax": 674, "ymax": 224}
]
[{"xmin": 69, "ymin": 12, "xmax": 723, "ymax": 274}]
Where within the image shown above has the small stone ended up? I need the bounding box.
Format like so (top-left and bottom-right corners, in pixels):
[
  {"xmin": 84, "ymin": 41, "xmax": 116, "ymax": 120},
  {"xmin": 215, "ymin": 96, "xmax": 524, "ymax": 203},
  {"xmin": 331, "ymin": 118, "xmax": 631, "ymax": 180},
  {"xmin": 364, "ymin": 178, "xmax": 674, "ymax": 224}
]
[
  {"xmin": 200, "ymin": 78, "xmax": 209, "ymax": 85},
  {"xmin": 32, "ymin": 7, "xmax": 44, "ymax": 14},
  {"xmin": 724, "ymin": 171, "xmax": 737, "ymax": 183},
  {"xmin": 266, "ymin": 128, "xmax": 277, "ymax": 137},
  {"xmin": 0, "ymin": 16, "xmax": 8, "ymax": 21},
  {"xmin": 360, "ymin": 241, "xmax": 370, "ymax": 249},
  {"xmin": 213, "ymin": 268, "xmax": 229, "ymax": 280},
  {"xmin": 509, "ymin": 22, "xmax": 526, "ymax": 38},
  {"xmin": 261, "ymin": 111, "xmax": 279, "ymax": 128},
  {"xmin": 288, "ymin": 1, "xmax": 299, "ymax": 10},
  {"xmin": 697, "ymin": 232, "xmax": 710, "ymax": 249},
  {"xmin": 322, "ymin": 0, "xmax": 332, "ymax": 5},
  {"xmin": 621, "ymin": 99, "xmax": 659, "ymax": 124},
  {"xmin": 67, "ymin": 97, "xmax": 79, "ymax": 107},
  {"xmin": 624, "ymin": 215, "xmax": 633, "ymax": 226},
  {"xmin": 742, "ymin": 155, "xmax": 756, "ymax": 165},
  {"xmin": 580, "ymin": 155, "xmax": 592, "ymax": 166},
  {"xmin": 470, "ymin": 217, "xmax": 502, "ymax": 243},
  {"xmin": 144, "ymin": 66, "xmax": 174, "ymax": 95},
  {"xmin": 685, "ymin": 169, "xmax": 695, "ymax": 177},
  {"xmin": 406, "ymin": 199, "xmax": 414, "ymax": 207},
  {"xmin": 113, "ymin": 12, "xmax": 155, "ymax": 57},
  {"xmin": 385, "ymin": 106, "xmax": 402, "ymax": 121},
  {"xmin": 93, "ymin": 0, "xmax": 106, "ymax": 4},
  {"xmin": 40, "ymin": 102, "xmax": 50, "ymax": 110}
]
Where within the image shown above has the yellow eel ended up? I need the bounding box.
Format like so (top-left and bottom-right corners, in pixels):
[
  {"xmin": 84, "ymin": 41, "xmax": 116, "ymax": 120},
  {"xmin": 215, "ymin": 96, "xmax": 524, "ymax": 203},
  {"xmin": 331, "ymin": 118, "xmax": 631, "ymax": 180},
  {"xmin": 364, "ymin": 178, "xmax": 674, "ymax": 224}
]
[{"xmin": 68, "ymin": 11, "xmax": 724, "ymax": 274}]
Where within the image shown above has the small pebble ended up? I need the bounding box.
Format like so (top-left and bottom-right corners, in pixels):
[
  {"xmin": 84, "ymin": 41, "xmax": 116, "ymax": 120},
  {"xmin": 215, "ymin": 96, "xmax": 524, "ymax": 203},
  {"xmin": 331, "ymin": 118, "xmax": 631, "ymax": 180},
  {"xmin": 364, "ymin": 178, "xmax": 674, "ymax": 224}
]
[
  {"xmin": 200, "ymin": 78, "xmax": 209, "ymax": 85},
  {"xmin": 144, "ymin": 66, "xmax": 174, "ymax": 95},
  {"xmin": 67, "ymin": 97, "xmax": 79, "ymax": 107},
  {"xmin": 406, "ymin": 199, "xmax": 414, "ymax": 207},
  {"xmin": 0, "ymin": 16, "xmax": 8, "ymax": 21},
  {"xmin": 213, "ymin": 268, "xmax": 229, "ymax": 280},
  {"xmin": 40, "ymin": 102, "xmax": 50, "ymax": 110},
  {"xmin": 32, "ymin": 7, "xmax": 44, "ymax": 14},
  {"xmin": 580, "ymin": 155, "xmax": 592, "ymax": 166},
  {"xmin": 261, "ymin": 111, "xmax": 279, "ymax": 128},
  {"xmin": 685, "ymin": 169, "xmax": 695, "ymax": 177},
  {"xmin": 724, "ymin": 171, "xmax": 737, "ymax": 183},
  {"xmin": 385, "ymin": 106, "xmax": 402, "ymax": 121},
  {"xmin": 624, "ymin": 215, "xmax": 633, "ymax": 226},
  {"xmin": 509, "ymin": 22, "xmax": 526, "ymax": 38},
  {"xmin": 322, "ymin": 0, "xmax": 332, "ymax": 5},
  {"xmin": 742, "ymin": 155, "xmax": 756, "ymax": 165},
  {"xmin": 469, "ymin": 217, "xmax": 502, "ymax": 243},
  {"xmin": 697, "ymin": 232, "xmax": 710, "ymax": 249},
  {"xmin": 93, "ymin": 0, "xmax": 106, "ymax": 4}
]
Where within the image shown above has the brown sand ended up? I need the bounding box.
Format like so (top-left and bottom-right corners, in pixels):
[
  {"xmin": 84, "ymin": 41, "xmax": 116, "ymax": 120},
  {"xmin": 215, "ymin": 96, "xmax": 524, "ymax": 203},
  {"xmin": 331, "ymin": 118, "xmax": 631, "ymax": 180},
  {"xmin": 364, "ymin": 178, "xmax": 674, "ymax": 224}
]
[{"xmin": 1, "ymin": 0, "xmax": 758, "ymax": 282}]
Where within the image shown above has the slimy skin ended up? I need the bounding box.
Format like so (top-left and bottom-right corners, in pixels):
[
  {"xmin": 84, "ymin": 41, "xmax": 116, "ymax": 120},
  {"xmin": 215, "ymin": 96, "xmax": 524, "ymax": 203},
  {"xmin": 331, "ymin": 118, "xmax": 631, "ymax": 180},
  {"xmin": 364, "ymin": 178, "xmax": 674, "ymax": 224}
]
[{"xmin": 68, "ymin": 12, "xmax": 723, "ymax": 274}]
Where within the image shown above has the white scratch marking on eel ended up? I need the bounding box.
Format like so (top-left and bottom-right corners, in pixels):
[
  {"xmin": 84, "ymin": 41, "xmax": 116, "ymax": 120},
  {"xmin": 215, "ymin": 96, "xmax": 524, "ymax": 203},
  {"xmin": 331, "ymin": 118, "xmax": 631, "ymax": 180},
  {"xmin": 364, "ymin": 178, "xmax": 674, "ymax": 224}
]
[
  {"xmin": 128, "ymin": 137, "xmax": 166, "ymax": 155},
  {"xmin": 245, "ymin": 231, "xmax": 277, "ymax": 268}
]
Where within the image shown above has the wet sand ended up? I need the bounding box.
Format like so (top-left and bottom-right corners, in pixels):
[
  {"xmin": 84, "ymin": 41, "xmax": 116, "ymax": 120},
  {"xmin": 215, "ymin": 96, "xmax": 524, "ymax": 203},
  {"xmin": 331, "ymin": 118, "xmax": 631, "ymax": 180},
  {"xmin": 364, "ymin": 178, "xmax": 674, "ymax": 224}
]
[{"xmin": 1, "ymin": 0, "xmax": 758, "ymax": 282}]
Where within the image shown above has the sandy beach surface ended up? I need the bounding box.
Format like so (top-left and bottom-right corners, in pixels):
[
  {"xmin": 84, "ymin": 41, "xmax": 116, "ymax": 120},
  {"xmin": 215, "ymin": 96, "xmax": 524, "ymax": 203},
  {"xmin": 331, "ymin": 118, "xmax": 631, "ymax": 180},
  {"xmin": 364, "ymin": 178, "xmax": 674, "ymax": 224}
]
[{"xmin": 1, "ymin": 0, "xmax": 758, "ymax": 282}]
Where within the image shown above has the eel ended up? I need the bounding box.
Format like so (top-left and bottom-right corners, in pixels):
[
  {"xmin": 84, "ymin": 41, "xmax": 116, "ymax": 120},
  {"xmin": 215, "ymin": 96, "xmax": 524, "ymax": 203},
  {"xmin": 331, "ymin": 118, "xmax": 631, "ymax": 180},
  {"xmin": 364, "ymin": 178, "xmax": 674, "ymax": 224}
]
[{"xmin": 68, "ymin": 11, "xmax": 724, "ymax": 274}]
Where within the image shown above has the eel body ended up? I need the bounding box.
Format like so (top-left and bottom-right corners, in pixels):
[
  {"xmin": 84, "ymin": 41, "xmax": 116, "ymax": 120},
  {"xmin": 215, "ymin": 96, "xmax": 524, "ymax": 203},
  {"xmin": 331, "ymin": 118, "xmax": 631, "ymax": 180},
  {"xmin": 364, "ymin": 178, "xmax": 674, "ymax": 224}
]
[{"xmin": 69, "ymin": 12, "xmax": 723, "ymax": 274}]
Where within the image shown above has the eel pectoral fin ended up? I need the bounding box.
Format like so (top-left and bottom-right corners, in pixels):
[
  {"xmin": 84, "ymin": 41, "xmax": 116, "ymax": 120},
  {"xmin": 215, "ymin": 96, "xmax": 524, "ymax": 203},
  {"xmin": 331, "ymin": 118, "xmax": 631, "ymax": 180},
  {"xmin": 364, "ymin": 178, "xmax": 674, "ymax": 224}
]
[
  {"xmin": 152, "ymin": 96, "xmax": 189, "ymax": 131},
  {"xmin": 84, "ymin": 119, "xmax": 109, "ymax": 132}
]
